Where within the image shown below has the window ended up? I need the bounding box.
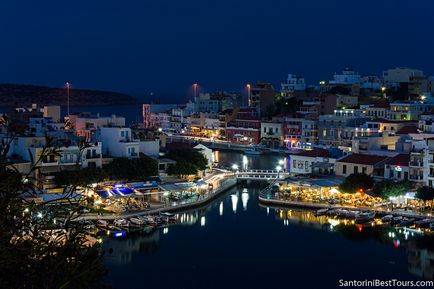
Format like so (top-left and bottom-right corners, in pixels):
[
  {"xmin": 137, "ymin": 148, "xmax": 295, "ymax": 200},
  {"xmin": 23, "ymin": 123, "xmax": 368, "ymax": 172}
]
[
  {"xmin": 362, "ymin": 167, "xmax": 367, "ymax": 174},
  {"xmin": 293, "ymin": 160, "xmax": 296, "ymax": 168},
  {"xmin": 343, "ymin": 165, "xmax": 347, "ymax": 174},
  {"xmin": 305, "ymin": 161, "xmax": 309, "ymax": 172},
  {"xmin": 354, "ymin": 166, "xmax": 358, "ymax": 174}
]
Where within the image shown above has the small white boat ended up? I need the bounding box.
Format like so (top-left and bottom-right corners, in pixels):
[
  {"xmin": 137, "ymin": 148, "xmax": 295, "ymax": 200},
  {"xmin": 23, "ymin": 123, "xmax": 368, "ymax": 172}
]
[
  {"xmin": 355, "ymin": 212, "xmax": 375, "ymax": 224},
  {"xmin": 113, "ymin": 219, "xmax": 130, "ymax": 227},
  {"xmin": 315, "ymin": 208, "xmax": 328, "ymax": 216},
  {"xmin": 96, "ymin": 220, "xmax": 109, "ymax": 228},
  {"xmin": 381, "ymin": 215, "xmax": 394, "ymax": 223},
  {"xmin": 415, "ymin": 218, "xmax": 433, "ymax": 228},
  {"xmin": 345, "ymin": 211, "xmax": 360, "ymax": 219},
  {"xmin": 130, "ymin": 217, "xmax": 146, "ymax": 226},
  {"xmin": 391, "ymin": 216, "xmax": 403, "ymax": 225}
]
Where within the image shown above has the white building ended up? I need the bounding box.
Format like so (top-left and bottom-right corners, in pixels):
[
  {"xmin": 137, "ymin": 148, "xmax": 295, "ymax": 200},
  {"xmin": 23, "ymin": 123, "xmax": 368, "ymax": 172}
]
[
  {"xmin": 281, "ymin": 74, "xmax": 306, "ymax": 98},
  {"xmin": 98, "ymin": 127, "xmax": 139, "ymax": 158},
  {"xmin": 383, "ymin": 67, "xmax": 424, "ymax": 87},
  {"xmin": 68, "ymin": 113, "xmax": 125, "ymax": 141},
  {"xmin": 330, "ymin": 68, "xmax": 361, "ymax": 85},
  {"xmin": 290, "ymin": 148, "xmax": 335, "ymax": 175}
]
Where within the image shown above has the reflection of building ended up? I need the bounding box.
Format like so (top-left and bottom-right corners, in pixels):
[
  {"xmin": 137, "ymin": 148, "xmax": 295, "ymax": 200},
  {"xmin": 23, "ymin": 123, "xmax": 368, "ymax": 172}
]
[
  {"xmin": 407, "ymin": 241, "xmax": 434, "ymax": 281},
  {"xmin": 104, "ymin": 230, "xmax": 161, "ymax": 265}
]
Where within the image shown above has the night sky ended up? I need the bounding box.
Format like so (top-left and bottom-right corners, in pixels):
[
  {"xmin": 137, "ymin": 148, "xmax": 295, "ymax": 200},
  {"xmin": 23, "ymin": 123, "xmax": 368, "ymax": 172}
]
[{"xmin": 1, "ymin": 0, "xmax": 434, "ymax": 97}]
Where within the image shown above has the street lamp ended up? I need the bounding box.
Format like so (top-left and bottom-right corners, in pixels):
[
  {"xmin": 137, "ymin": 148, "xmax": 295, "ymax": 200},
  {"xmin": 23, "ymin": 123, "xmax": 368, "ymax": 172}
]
[
  {"xmin": 65, "ymin": 82, "xmax": 71, "ymax": 116},
  {"xmin": 246, "ymin": 83, "xmax": 251, "ymax": 107},
  {"xmin": 193, "ymin": 83, "xmax": 198, "ymax": 98},
  {"xmin": 232, "ymin": 164, "xmax": 239, "ymax": 171},
  {"xmin": 276, "ymin": 165, "xmax": 282, "ymax": 178}
]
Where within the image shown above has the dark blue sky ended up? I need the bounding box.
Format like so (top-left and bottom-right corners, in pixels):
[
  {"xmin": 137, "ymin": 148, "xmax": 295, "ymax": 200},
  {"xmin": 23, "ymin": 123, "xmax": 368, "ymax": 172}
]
[{"xmin": 1, "ymin": 0, "xmax": 434, "ymax": 97}]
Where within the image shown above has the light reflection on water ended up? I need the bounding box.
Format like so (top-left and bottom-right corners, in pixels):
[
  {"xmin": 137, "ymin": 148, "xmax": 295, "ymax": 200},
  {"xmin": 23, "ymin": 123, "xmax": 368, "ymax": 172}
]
[{"xmin": 104, "ymin": 151, "xmax": 434, "ymax": 288}]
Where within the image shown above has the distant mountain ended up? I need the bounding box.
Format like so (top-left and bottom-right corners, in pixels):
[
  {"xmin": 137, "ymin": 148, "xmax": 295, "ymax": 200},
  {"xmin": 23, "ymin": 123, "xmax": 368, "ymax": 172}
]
[{"xmin": 0, "ymin": 83, "xmax": 137, "ymax": 106}]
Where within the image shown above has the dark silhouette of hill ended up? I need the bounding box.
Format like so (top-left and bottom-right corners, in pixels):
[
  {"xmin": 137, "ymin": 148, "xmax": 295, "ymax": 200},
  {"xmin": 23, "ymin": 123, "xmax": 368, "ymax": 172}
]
[{"xmin": 0, "ymin": 83, "xmax": 137, "ymax": 106}]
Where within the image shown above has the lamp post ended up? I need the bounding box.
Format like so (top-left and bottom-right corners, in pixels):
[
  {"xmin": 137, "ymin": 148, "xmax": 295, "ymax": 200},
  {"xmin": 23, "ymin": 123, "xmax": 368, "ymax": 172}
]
[
  {"xmin": 65, "ymin": 82, "xmax": 71, "ymax": 116},
  {"xmin": 276, "ymin": 165, "xmax": 282, "ymax": 178},
  {"xmin": 246, "ymin": 83, "xmax": 251, "ymax": 107},
  {"xmin": 193, "ymin": 83, "xmax": 198, "ymax": 98}
]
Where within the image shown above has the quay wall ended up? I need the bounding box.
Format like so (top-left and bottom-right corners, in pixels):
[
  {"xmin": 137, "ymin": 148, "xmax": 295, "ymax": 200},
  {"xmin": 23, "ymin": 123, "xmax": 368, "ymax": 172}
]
[
  {"xmin": 258, "ymin": 195, "xmax": 434, "ymax": 220},
  {"xmin": 81, "ymin": 177, "xmax": 237, "ymax": 221}
]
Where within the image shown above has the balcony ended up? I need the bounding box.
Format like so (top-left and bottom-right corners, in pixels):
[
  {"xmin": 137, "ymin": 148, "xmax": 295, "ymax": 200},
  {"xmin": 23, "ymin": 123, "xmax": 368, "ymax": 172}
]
[
  {"xmin": 409, "ymin": 161, "xmax": 424, "ymax": 167},
  {"xmin": 409, "ymin": 175, "xmax": 424, "ymax": 181}
]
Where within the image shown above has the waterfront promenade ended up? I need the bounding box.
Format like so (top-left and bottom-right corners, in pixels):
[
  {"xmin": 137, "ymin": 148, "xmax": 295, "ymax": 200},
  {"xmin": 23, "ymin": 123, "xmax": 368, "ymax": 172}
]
[
  {"xmin": 79, "ymin": 175, "xmax": 237, "ymax": 221},
  {"xmin": 258, "ymin": 194, "xmax": 434, "ymax": 220}
]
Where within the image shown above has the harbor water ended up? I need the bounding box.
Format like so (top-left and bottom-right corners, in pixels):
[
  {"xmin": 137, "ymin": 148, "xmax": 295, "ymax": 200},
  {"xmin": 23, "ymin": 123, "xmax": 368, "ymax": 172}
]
[{"xmin": 104, "ymin": 151, "xmax": 434, "ymax": 289}]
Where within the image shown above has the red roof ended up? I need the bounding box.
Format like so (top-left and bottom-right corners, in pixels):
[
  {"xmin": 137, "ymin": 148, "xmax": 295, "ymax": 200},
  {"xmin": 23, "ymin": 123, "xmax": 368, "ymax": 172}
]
[
  {"xmin": 337, "ymin": 153, "xmax": 389, "ymax": 165},
  {"xmin": 396, "ymin": 125, "xmax": 419, "ymax": 135},
  {"xmin": 385, "ymin": 154, "xmax": 410, "ymax": 166},
  {"xmin": 295, "ymin": 148, "xmax": 330, "ymax": 158}
]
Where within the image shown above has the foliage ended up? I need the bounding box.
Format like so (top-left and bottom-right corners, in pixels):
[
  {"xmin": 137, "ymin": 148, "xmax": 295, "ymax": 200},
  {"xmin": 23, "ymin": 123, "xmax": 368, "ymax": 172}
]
[
  {"xmin": 372, "ymin": 180, "xmax": 413, "ymax": 199},
  {"xmin": 416, "ymin": 186, "xmax": 434, "ymax": 202},
  {"xmin": 166, "ymin": 149, "xmax": 208, "ymax": 171},
  {"xmin": 338, "ymin": 173, "xmax": 374, "ymax": 194},
  {"xmin": 54, "ymin": 167, "xmax": 107, "ymax": 186},
  {"xmin": 166, "ymin": 161, "xmax": 198, "ymax": 176},
  {"xmin": 104, "ymin": 155, "xmax": 158, "ymax": 181},
  {"xmin": 0, "ymin": 116, "xmax": 107, "ymax": 288}
]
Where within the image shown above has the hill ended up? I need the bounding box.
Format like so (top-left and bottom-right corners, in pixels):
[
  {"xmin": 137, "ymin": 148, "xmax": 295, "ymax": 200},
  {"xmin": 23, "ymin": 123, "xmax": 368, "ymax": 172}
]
[{"xmin": 0, "ymin": 83, "xmax": 137, "ymax": 106}]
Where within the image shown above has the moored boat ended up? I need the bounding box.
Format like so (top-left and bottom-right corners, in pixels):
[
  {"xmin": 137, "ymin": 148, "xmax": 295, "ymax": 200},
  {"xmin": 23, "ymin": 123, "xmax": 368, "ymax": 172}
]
[
  {"xmin": 315, "ymin": 208, "xmax": 328, "ymax": 216},
  {"xmin": 96, "ymin": 220, "xmax": 109, "ymax": 228},
  {"xmin": 381, "ymin": 215, "xmax": 394, "ymax": 223},
  {"xmin": 355, "ymin": 212, "xmax": 375, "ymax": 224},
  {"xmin": 113, "ymin": 218, "xmax": 130, "ymax": 228},
  {"xmin": 414, "ymin": 218, "xmax": 433, "ymax": 228},
  {"xmin": 130, "ymin": 217, "xmax": 146, "ymax": 226},
  {"xmin": 391, "ymin": 216, "xmax": 403, "ymax": 225}
]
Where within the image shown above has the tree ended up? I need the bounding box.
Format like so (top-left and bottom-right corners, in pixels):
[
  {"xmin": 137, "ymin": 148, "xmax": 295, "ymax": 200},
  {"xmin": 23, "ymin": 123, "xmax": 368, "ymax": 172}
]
[
  {"xmin": 166, "ymin": 162, "xmax": 198, "ymax": 177},
  {"xmin": 338, "ymin": 173, "xmax": 374, "ymax": 194},
  {"xmin": 167, "ymin": 149, "xmax": 208, "ymax": 171},
  {"xmin": 54, "ymin": 167, "xmax": 108, "ymax": 187},
  {"xmin": 104, "ymin": 156, "xmax": 158, "ymax": 181},
  {"xmin": 0, "ymin": 116, "xmax": 107, "ymax": 288},
  {"xmin": 416, "ymin": 186, "xmax": 434, "ymax": 207},
  {"xmin": 372, "ymin": 180, "xmax": 413, "ymax": 199}
]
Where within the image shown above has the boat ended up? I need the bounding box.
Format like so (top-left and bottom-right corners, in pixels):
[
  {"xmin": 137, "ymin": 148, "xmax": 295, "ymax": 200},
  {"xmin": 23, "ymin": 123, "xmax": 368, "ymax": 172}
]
[
  {"xmin": 345, "ymin": 211, "xmax": 360, "ymax": 219},
  {"xmin": 381, "ymin": 215, "xmax": 394, "ymax": 223},
  {"xmin": 315, "ymin": 208, "xmax": 328, "ymax": 216},
  {"xmin": 326, "ymin": 209, "xmax": 339, "ymax": 216},
  {"xmin": 336, "ymin": 210, "xmax": 350, "ymax": 219},
  {"xmin": 355, "ymin": 212, "xmax": 375, "ymax": 224},
  {"xmin": 130, "ymin": 217, "xmax": 146, "ymax": 226},
  {"xmin": 161, "ymin": 212, "xmax": 177, "ymax": 222},
  {"xmin": 113, "ymin": 219, "xmax": 130, "ymax": 228},
  {"xmin": 414, "ymin": 218, "xmax": 433, "ymax": 228},
  {"xmin": 399, "ymin": 218, "xmax": 415, "ymax": 227},
  {"xmin": 391, "ymin": 216, "xmax": 403, "ymax": 225},
  {"xmin": 96, "ymin": 220, "xmax": 109, "ymax": 228}
]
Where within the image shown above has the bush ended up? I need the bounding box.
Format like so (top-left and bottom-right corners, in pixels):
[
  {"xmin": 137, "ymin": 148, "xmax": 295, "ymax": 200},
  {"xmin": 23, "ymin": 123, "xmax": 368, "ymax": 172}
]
[
  {"xmin": 372, "ymin": 180, "xmax": 413, "ymax": 199},
  {"xmin": 339, "ymin": 173, "xmax": 374, "ymax": 194}
]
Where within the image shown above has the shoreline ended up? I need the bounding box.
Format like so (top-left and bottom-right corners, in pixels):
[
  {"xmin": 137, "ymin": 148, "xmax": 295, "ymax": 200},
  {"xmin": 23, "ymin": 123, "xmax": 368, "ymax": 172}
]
[
  {"xmin": 258, "ymin": 195, "xmax": 434, "ymax": 220},
  {"xmin": 79, "ymin": 178, "xmax": 237, "ymax": 221}
]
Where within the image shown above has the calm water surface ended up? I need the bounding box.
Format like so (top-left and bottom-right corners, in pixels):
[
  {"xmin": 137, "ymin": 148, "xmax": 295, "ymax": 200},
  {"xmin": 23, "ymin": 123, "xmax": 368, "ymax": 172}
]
[{"xmin": 104, "ymin": 151, "xmax": 434, "ymax": 289}]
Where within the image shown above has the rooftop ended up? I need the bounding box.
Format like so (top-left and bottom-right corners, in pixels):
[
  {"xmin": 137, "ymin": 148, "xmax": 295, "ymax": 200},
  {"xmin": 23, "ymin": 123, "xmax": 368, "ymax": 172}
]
[
  {"xmin": 385, "ymin": 154, "xmax": 410, "ymax": 166},
  {"xmin": 337, "ymin": 153, "xmax": 389, "ymax": 165}
]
